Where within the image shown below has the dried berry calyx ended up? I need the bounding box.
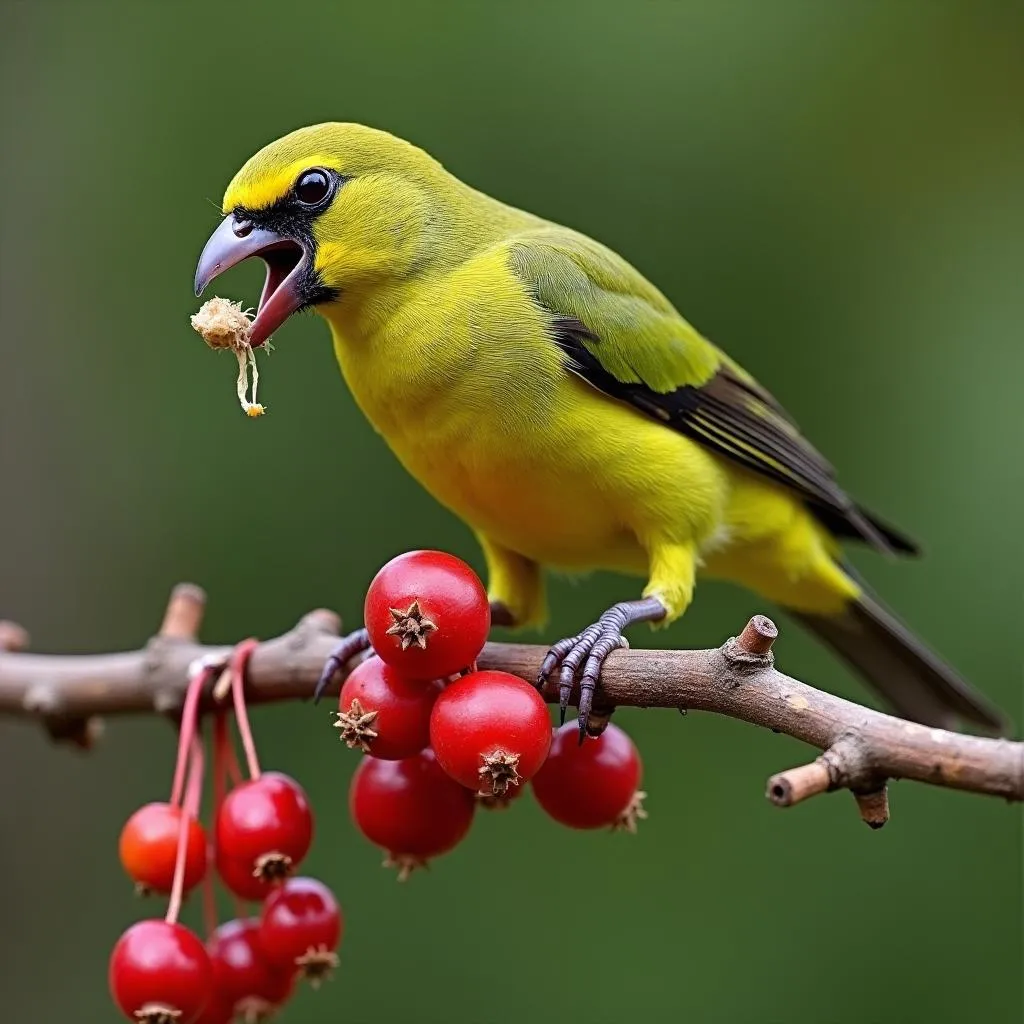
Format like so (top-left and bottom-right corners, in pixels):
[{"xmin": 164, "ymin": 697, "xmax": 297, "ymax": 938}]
[
  {"xmin": 233, "ymin": 997, "xmax": 276, "ymax": 1024},
  {"xmin": 476, "ymin": 789, "xmax": 517, "ymax": 811},
  {"xmin": 477, "ymin": 750, "xmax": 521, "ymax": 796},
  {"xmin": 382, "ymin": 853, "xmax": 429, "ymax": 883},
  {"xmin": 333, "ymin": 699, "xmax": 379, "ymax": 752},
  {"xmin": 133, "ymin": 1004, "xmax": 182, "ymax": 1024},
  {"xmin": 294, "ymin": 946, "xmax": 341, "ymax": 987},
  {"xmin": 385, "ymin": 601, "xmax": 436, "ymax": 650},
  {"xmin": 253, "ymin": 852, "xmax": 294, "ymax": 882},
  {"xmin": 612, "ymin": 790, "xmax": 649, "ymax": 834}
]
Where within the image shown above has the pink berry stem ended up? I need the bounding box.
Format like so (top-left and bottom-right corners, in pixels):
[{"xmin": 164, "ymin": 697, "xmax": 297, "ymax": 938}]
[
  {"xmin": 229, "ymin": 639, "xmax": 262, "ymax": 781},
  {"xmin": 166, "ymin": 735, "xmax": 204, "ymax": 926},
  {"xmin": 169, "ymin": 660, "xmax": 217, "ymax": 808},
  {"xmin": 203, "ymin": 715, "xmax": 223, "ymax": 939}
]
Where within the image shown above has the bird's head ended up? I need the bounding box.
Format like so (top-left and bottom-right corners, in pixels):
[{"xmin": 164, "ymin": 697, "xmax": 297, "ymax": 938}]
[{"xmin": 194, "ymin": 123, "xmax": 445, "ymax": 347}]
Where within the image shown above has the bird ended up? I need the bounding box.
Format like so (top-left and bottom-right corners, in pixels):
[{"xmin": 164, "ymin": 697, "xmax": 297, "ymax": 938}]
[{"xmin": 194, "ymin": 121, "xmax": 1006, "ymax": 739}]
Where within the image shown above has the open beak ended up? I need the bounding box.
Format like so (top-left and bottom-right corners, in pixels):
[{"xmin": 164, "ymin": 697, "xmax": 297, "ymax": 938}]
[{"xmin": 194, "ymin": 214, "xmax": 308, "ymax": 348}]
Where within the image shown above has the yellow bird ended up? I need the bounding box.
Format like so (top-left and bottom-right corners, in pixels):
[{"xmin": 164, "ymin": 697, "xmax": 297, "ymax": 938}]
[{"xmin": 195, "ymin": 122, "xmax": 1005, "ymax": 737}]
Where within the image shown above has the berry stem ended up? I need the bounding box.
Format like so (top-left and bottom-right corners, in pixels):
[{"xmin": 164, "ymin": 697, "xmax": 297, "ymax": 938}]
[
  {"xmin": 229, "ymin": 639, "xmax": 262, "ymax": 781},
  {"xmin": 206, "ymin": 711, "xmax": 231, "ymax": 939},
  {"xmin": 169, "ymin": 660, "xmax": 216, "ymax": 807},
  {"xmin": 166, "ymin": 735, "xmax": 204, "ymax": 926}
]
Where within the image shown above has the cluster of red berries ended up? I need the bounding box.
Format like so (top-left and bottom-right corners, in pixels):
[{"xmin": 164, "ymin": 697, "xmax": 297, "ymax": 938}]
[
  {"xmin": 111, "ymin": 644, "xmax": 342, "ymax": 1023},
  {"xmin": 337, "ymin": 551, "xmax": 647, "ymax": 879}
]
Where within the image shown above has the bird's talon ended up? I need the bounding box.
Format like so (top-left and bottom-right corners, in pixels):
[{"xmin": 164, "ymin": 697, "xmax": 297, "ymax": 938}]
[
  {"xmin": 558, "ymin": 678, "xmax": 573, "ymax": 724},
  {"xmin": 577, "ymin": 679, "xmax": 598, "ymax": 741},
  {"xmin": 313, "ymin": 629, "xmax": 371, "ymax": 704}
]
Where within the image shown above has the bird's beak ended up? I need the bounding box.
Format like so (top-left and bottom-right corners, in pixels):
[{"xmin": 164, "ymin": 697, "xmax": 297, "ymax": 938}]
[{"xmin": 194, "ymin": 214, "xmax": 309, "ymax": 348}]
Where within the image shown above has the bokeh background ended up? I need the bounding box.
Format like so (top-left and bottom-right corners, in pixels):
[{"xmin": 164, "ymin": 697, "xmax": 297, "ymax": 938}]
[{"xmin": 1, "ymin": 1, "xmax": 1021, "ymax": 1021}]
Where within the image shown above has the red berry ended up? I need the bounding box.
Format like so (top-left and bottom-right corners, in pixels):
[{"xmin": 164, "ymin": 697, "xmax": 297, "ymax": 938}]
[
  {"xmin": 430, "ymin": 670, "xmax": 551, "ymax": 796},
  {"xmin": 349, "ymin": 749, "xmax": 476, "ymax": 879},
  {"xmin": 109, "ymin": 919, "xmax": 212, "ymax": 1024},
  {"xmin": 531, "ymin": 721, "xmax": 645, "ymax": 830},
  {"xmin": 364, "ymin": 550, "xmax": 490, "ymax": 680},
  {"xmin": 336, "ymin": 655, "xmax": 441, "ymax": 759},
  {"xmin": 215, "ymin": 847, "xmax": 276, "ymax": 903},
  {"xmin": 259, "ymin": 876, "xmax": 343, "ymax": 983},
  {"xmin": 119, "ymin": 802, "xmax": 207, "ymax": 896},
  {"xmin": 208, "ymin": 918, "xmax": 295, "ymax": 1021},
  {"xmin": 194, "ymin": 991, "xmax": 234, "ymax": 1024},
  {"xmin": 215, "ymin": 772, "xmax": 313, "ymax": 883}
]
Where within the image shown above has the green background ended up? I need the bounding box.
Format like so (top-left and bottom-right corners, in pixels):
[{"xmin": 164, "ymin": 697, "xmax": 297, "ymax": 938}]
[{"xmin": 1, "ymin": 2, "xmax": 1021, "ymax": 1022}]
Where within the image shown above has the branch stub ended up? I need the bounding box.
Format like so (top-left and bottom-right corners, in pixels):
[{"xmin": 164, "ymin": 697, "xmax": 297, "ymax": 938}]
[
  {"xmin": 0, "ymin": 621, "xmax": 30, "ymax": 652},
  {"xmin": 158, "ymin": 583, "xmax": 207, "ymax": 641}
]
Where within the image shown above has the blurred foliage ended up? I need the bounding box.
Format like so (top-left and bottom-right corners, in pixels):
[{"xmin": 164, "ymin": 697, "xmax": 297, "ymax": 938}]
[{"xmin": 1, "ymin": 1, "xmax": 1021, "ymax": 1022}]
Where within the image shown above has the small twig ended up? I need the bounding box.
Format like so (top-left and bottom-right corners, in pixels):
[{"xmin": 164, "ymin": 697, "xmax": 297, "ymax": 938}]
[
  {"xmin": 0, "ymin": 585, "xmax": 1019, "ymax": 826},
  {"xmin": 766, "ymin": 761, "xmax": 832, "ymax": 807},
  {"xmin": 158, "ymin": 584, "xmax": 206, "ymax": 642}
]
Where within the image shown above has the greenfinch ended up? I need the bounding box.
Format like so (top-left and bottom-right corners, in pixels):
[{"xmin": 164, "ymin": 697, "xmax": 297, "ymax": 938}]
[{"xmin": 195, "ymin": 123, "xmax": 1005, "ymax": 737}]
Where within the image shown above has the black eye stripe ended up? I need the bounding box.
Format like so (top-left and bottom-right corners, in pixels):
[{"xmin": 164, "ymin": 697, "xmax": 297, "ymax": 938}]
[{"xmin": 232, "ymin": 172, "xmax": 348, "ymax": 237}]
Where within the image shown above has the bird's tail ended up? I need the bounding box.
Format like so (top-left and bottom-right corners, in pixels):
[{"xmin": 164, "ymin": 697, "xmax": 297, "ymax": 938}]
[{"xmin": 793, "ymin": 589, "xmax": 1008, "ymax": 734}]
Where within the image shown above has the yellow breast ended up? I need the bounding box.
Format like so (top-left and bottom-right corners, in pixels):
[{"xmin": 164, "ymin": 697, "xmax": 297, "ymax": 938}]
[{"xmin": 324, "ymin": 246, "xmax": 729, "ymax": 574}]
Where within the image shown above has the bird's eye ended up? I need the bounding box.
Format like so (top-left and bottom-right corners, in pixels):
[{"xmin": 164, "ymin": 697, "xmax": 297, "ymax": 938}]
[{"xmin": 294, "ymin": 169, "xmax": 332, "ymax": 207}]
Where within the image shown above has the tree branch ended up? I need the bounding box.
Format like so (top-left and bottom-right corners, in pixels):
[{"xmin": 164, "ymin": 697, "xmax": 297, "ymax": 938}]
[{"xmin": 1, "ymin": 586, "xmax": 1020, "ymax": 824}]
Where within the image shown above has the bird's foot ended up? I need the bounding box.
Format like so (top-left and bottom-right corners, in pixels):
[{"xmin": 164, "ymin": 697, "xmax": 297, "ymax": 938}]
[
  {"xmin": 313, "ymin": 628, "xmax": 372, "ymax": 703},
  {"xmin": 537, "ymin": 597, "xmax": 666, "ymax": 741}
]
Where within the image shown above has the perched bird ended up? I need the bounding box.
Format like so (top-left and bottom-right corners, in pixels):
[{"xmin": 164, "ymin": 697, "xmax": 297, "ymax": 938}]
[{"xmin": 195, "ymin": 122, "xmax": 1005, "ymax": 737}]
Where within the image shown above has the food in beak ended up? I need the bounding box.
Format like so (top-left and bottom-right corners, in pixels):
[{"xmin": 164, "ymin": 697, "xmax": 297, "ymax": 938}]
[{"xmin": 190, "ymin": 298, "xmax": 265, "ymax": 418}]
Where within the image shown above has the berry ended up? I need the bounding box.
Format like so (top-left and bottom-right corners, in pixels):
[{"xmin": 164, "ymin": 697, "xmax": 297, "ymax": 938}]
[
  {"xmin": 215, "ymin": 847, "xmax": 276, "ymax": 903},
  {"xmin": 531, "ymin": 721, "xmax": 646, "ymax": 830},
  {"xmin": 349, "ymin": 749, "xmax": 476, "ymax": 879},
  {"xmin": 364, "ymin": 550, "xmax": 490, "ymax": 680},
  {"xmin": 119, "ymin": 802, "xmax": 207, "ymax": 896},
  {"xmin": 208, "ymin": 918, "xmax": 295, "ymax": 1022},
  {"xmin": 335, "ymin": 656, "xmax": 441, "ymax": 759},
  {"xmin": 109, "ymin": 919, "xmax": 212, "ymax": 1024},
  {"xmin": 194, "ymin": 991, "xmax": 234, "ymax": 1024},
  {"xmin": 259, "ymin": 876, "xmax": 343, "ymax": 984},
  {"xmin": 215, "ymin": 772, "xmax": 313, "ymax": 883},
  {"xmin": 430, "ymin": 670, "xmax": 551, "ymax": 795}
]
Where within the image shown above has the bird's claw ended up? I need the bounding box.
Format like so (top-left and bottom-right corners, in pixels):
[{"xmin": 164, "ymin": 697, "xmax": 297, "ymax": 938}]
[
  {"xmin": 538, "ymin": 616, "xmax": 630, "ymax": 741},
  {"xmin": 313, "ymin": 628, "xmax": 372, "ymax": 703}
]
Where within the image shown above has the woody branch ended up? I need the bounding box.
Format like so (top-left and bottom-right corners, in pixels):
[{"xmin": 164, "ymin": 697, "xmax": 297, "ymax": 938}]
[{"xmin": 0, "ymin": 584, "xmax": 1020, "ymax": 828}]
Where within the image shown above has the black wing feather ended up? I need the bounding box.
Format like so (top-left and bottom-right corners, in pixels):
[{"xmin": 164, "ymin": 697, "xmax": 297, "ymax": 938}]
[{"xmin": 551, "ymin": 317, "xmax": 919, "ymax": 556}]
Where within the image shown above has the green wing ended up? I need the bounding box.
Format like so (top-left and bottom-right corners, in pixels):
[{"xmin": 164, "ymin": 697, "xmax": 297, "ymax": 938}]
[{"xmin": 509, "ymin": 230, "xmax": 916, "ymax": 555}]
